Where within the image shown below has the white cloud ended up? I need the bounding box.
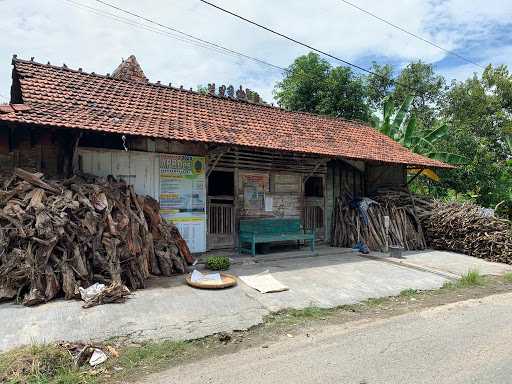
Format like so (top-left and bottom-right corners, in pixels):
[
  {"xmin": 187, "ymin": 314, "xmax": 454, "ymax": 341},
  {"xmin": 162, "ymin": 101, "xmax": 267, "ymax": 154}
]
[{"xmin": 0, "ymin": 0, "xmax": 511, "ymax": 103}]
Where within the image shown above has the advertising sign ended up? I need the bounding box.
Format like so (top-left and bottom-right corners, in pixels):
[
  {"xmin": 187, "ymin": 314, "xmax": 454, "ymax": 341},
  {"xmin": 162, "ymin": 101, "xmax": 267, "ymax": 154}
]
[{"xmin": 159, "ymin": 154, "xmax": 206, "ymax": 253}]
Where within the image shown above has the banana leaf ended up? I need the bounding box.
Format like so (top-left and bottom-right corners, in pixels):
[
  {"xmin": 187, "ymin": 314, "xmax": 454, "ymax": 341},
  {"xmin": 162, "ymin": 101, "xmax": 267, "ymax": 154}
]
[
  {"xmin": 380, "ymin": 98, "xmax": 394, "ymax": 136},
  {"xmin": 425, "ymin": 151, "xmax": 467, "ymax": 164},
  {"xmin": 402, "ymin": 116, "xmax": 416, "ymax": 147},
  {"xmin": 505, "ymin": 134, "xmax": 512, "ymax": 154},
  {"xmin": 423, "ymin": 123, "xmax": 449, "ymax": 143},
  {"xmin": 393, "ymin": 95, "xmax": 414, "ymax": 135}
]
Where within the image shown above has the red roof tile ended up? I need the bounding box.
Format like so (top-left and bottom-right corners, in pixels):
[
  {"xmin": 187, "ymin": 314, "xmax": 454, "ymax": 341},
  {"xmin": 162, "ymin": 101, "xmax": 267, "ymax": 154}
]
[{"xmin": 0, "ymin": 58, "xmax": 452, "ymax": 168}]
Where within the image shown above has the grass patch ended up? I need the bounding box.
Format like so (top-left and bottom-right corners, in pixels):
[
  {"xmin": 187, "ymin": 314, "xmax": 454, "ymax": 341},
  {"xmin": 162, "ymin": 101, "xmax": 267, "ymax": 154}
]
[
  {"xmin": 399, "ymin": 288, "xmax": 419, "ymax": 297},
  {"xmin": 457, "ymin": 269, "xmax": 486, "ymax": 288},
  {"xmin": 0, "ymin": 340, "xmax": 191, "ymax": 384},
  {"xmin": 441, "ymin": 281, "xmax": 456, "ymax": 290},
  {"xmin": 503, "ymin": 272, "xmax": 512, "ymax": 283},
  {"xmin": 265, "ymin": 307, "xmax": 332, "ymax": 326},
  {"xmin": 364, "ymin": 297, "xmax": 387, "ymax": 306},
  {"xmin": 0, "ymin": 344, "xmax": 86, "ymax": 384},
  {"xmin": 442, "ymin": 269, "xmax": 486, "ymax": 290},
  {"xmin": 116, "ymin": 340, "xmax": 188, "ymax": 371}
]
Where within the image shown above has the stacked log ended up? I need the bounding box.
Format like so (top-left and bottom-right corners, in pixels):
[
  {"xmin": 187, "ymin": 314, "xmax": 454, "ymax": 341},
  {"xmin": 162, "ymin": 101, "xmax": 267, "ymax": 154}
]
[
  {"xmin": 332, "ymin": 188, "xmax": 512, "ymax": 264},
  {"xmin": 332, "ymin": 191, "xmax": 427, "ymax": 252},
  {"xmin": 0, "ymin": 169, "xmax": 193, "ymax": 306}
]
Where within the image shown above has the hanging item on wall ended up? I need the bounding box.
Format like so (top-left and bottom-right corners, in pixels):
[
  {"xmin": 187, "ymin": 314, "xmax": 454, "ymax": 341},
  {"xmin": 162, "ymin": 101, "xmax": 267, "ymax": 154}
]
[
  {"xmin": 159, "ymin": 154, "xmax": 206, "ymax": 253},
  {"xmin": 240, "ymin": 172, "xmax": 269, "ymax": 211}
]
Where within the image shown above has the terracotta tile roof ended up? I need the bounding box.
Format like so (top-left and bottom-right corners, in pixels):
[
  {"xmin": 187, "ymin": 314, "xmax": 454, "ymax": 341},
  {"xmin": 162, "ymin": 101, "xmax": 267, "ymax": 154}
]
[{"xmin": 0, "ymin": 58, "xmax": 452, "ymax": 168}]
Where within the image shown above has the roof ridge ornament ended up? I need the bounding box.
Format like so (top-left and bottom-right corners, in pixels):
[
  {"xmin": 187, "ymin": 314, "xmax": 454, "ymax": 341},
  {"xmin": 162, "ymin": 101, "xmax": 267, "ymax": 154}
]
[{"xmin": 111, "ymin": 54, "xmax": 148, "ymax": 83}]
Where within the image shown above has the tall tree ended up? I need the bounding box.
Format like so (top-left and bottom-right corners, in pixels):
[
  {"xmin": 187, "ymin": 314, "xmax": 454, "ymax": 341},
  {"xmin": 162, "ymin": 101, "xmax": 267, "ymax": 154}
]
[
  {"xmin": 274, "ymin": 52, "xmax": 370, "ymax": 121},
  {"xmin": 439, "ymin": 64, "xmax": 512, "ymax": 215},
  {"xmin": 366, "ymin": 62, "xmax": 394, "ymax": 110},
  {"xmin": 367, "ymin": 61, "xmax": 445, "ymax": 129},
  {"xmin": 316, "ymin": 66, "xmax": 369, "ymax": 120},
  {"xmin": 274, "ymin": 53, "xmax": 330, "ymax": 113},
  {"xmin": 394, "ymin": 61, "xmax": 446, "ymax": 129}
]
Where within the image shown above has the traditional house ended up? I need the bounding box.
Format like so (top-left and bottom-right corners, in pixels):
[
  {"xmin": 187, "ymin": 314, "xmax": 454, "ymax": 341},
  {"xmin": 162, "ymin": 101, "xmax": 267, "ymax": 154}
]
[{"xmin": 0, "ymin": 55, "xmax": 450, "ymax": 253}]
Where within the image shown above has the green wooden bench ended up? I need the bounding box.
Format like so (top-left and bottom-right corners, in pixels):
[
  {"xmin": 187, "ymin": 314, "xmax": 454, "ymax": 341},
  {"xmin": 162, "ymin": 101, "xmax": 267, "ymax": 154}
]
[{"xmin": 239, "ymin": 218, "xmax": 315, "ymax": 256}]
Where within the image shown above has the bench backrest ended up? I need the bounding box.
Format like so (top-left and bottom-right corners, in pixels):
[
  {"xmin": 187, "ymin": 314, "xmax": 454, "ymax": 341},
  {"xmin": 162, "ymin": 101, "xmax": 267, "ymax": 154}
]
[{"xmin": 240, "ymin": 218, "xmax": 301, "ymax": 234}]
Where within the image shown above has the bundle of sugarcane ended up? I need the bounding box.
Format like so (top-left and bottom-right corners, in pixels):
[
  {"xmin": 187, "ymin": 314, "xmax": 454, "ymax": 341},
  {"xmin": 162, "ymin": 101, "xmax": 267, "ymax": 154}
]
[{"xmin": 0, "ymin": 168, "xmax": 193, "ymax": 306}]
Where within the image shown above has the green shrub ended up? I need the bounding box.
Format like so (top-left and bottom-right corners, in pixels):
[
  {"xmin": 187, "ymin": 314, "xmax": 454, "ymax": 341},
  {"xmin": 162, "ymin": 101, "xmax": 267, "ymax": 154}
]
[{"xmin": 206, "ymin": 256, "xmax": 230, "ymax": 271}]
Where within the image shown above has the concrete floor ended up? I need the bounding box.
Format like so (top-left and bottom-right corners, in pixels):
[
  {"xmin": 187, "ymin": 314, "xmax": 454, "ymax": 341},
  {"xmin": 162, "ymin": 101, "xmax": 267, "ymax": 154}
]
[
  {"xmin": 232, "ymin": 252, "xmax": 448, "ymax": 311},
  {"xmin": 398, "ymin": 250, "xmax": 512, "ymax": 276},
  {"xmin": 0, "ymin": 248, "xmax": 509, "ymax": 351}
]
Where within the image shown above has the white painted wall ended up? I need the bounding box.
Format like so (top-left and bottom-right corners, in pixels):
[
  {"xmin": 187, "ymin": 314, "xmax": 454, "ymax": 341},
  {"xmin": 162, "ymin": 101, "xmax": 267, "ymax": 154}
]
[{"xmin": 79, "ymin": 148, "xmax": 160, "ymax": 199}]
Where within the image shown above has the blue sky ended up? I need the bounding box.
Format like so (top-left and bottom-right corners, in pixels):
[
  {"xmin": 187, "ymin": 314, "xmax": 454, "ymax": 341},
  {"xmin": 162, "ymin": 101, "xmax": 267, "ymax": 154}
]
[{"xmin": 1, "ymin": 0, "xmax": 512, "ymax": 103}]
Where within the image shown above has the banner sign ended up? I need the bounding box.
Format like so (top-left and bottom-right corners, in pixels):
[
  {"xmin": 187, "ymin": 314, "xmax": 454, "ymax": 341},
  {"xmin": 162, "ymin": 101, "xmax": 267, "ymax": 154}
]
[{"xmin": 159, "ymin": 154, "xmax": 206, "ymax": 253}]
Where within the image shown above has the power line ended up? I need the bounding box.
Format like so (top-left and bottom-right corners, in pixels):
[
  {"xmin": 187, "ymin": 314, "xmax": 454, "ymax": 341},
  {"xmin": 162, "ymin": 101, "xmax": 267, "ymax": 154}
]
[
  {"xmin": 338, "ymin": 0, "xmax": 484, "ymax": 69},
  {"xmin": 69, "ymin": 0, "xmax": 437, "ymax": 97},
  {"xmin": 198, "ymin": 0, "xmax": 376, "ymax": 76},
  {"xmin": 91, "ymin": 0, "xmax": 285, "ymax": 71},
  {"xmin": 64, "ymin": 0, "xmax": 263, "ymax": 65},
  {"xmin": 197, "ymin": 0, "xmax": 438, "ymax": 95}
]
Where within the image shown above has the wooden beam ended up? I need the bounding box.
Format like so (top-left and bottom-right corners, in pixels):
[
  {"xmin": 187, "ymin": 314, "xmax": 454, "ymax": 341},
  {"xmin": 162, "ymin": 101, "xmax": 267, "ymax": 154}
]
[
  {"xmin": 406, "ymin": 168, "xmax": 424, "ymax": 185},
  {"xmin": 206, "ymin": 148, "xmax": 231, "ymax": 177},
  {"xmin": 208, "ymin": 145, "xmax": 231, "ymax": 157},
  {"xmin": 304, "ymin": 159, "xmax": 329, "ymax": 183}
]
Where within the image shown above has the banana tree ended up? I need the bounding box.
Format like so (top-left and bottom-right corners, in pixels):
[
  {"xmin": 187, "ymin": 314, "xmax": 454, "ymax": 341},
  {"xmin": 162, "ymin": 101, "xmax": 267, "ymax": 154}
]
[{"xmin": 372, "ymin": 96, "xmax": 466, "ymax": 165}]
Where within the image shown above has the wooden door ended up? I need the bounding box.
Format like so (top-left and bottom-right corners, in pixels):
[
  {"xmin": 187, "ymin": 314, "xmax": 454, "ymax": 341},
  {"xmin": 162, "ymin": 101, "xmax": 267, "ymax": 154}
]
[
  {"xmin": 207, "ymin": 197, "xmax": 235, "ymax": 249},
  {"xmin": 304, "ymin": 175, "xmax": 326, "ymax": 240}
]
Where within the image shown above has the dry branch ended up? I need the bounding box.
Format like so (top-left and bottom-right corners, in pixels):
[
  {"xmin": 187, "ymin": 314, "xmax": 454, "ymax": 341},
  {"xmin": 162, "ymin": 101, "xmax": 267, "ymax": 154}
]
[{"xmin": 424, "ymin": 201, "xmax": 512, "ymax": 263}]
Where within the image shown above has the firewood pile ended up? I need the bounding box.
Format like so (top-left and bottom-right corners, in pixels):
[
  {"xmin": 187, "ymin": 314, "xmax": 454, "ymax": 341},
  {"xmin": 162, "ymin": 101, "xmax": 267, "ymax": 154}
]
[
  {"xmin": 332, "ymin": 191, "xmax": 427, "ymax": 252},
  {"xmin": 425, "ymin": 201, "xmax": 512, "ymax": 263},
  {"xmin": 332, "ymin": 188, "xmax": 512, "ymax": 264},
  {"xmin": 0, "ymin": 168, "xmax": 194, "ymax": 306}
]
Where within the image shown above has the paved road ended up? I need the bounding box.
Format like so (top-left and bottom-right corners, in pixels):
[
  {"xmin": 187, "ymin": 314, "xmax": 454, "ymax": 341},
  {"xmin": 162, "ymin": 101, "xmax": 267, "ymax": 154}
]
[{"xmin": 141, "ymin": 292, "xmax": 512, "ymax": 384}]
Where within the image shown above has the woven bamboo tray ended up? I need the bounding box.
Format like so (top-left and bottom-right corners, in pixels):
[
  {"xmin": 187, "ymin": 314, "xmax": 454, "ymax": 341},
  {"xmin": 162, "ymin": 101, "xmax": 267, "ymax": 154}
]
[{"xmin": 185, "ymin": 272, "xmax": 237, "ymax": 289}]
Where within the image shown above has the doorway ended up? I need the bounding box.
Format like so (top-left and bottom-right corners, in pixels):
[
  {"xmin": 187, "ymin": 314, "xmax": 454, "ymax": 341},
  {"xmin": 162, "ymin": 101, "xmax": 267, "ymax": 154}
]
[
  {"xmin": 207, "ymin": 170, "xmax": 235, "ymax": 249},
  {"xmin": 304, "ymin": 175, "xmax": 325, "ymax": 240}
]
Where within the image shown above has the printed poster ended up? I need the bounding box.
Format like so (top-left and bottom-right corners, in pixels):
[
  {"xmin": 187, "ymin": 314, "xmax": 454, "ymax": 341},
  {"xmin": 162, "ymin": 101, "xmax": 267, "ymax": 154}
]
[{"xmin": 159, "ymin": 154, "xmax": 206, "ymax": 253}]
